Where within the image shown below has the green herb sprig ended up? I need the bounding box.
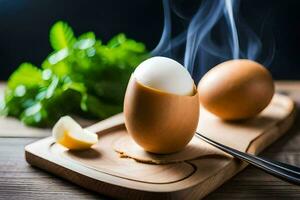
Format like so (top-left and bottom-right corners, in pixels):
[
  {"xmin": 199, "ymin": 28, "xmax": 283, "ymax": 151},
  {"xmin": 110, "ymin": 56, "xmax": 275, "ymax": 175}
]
[{"xmin": 1, "ymin": 21, "xmax": 149, "ymax": 127}]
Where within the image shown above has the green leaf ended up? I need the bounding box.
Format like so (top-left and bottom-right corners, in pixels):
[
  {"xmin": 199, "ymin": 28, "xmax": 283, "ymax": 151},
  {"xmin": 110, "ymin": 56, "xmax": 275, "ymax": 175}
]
[
  {"xmin": 50, "ymin": 21, "xmax": 76, "ymax": 51},
  {"xmin": 45, "ymin": 76, "xmax": 59, "ymax": 99},
  {"xmin": 46, "ymin": 48, "xmax": 69, "ymax": 65},
  {"xmin": 122, "ymin": 39, "xmax": 146, "ymax": 53},
  {"xmin": 84, "ymin": 94, "xmax": 122, "ymax": 119},
  {"xmin": 78, "ymin": 32, "xmax": 96, "ymax": 41},
  {"xmin": 107, "ymin": 33, "xmax": 126, "ymax": 48},
  {"xmin": 4, "ymin": 87, "xmax": 39, "ymax": 117},
  {"xmin": 20, "ymin": 102, "xmax": 48, "ymax": 127},
  {"xmin": 74, "ymin": 32, "xmax": 97, "ymax": 50},
  {"xmin": 62, "ymin": 81, "xmax": 86, "ymax": 94},
  {"xmin": 7, "ymin": 63, "xmax": 45, "ymax": 89},
  {"xmin": 42, "ymin": 49, "xmax": 70, "ymax": 77},
  {"xmin": 4, "ymin": 21, "xmax": 149, "ymax": 128}
]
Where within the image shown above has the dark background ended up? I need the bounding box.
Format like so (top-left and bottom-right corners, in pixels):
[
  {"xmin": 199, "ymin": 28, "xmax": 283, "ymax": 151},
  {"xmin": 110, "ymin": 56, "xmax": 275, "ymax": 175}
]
[{"xmin": 0, "ymin": 0, "xmax": 299, "ymax": 80}]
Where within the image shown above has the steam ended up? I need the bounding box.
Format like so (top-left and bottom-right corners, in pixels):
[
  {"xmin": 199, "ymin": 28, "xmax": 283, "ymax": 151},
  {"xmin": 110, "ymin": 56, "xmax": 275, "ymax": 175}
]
[
  {"xmin": 151, "ymin": 0, "xmax": 274, "ymax": 83},
  {"xmin": 150, "ymin": 0, "xmax": 172, "ymax": 57},
  {"xmin": 183, "ymin": 0, "xmax": 225, "ymax": 74},
  {"xmin": 224, "ymin": 0, "xmax": 239, "ymax": 59}
]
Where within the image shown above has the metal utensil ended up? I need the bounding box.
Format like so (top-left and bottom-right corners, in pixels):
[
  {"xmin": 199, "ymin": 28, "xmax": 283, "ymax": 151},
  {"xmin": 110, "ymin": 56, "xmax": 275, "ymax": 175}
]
[{"xmin": 195, "ymin": 132, "xmax": 300, "ymax": 185}]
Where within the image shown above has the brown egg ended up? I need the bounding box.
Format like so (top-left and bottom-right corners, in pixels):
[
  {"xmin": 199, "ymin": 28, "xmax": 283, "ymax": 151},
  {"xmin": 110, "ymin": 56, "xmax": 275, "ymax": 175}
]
[
  {"xmin": 124, "ymin": 76, "xmax": 199, "ymax": 154},
  {"xmin": 198, "ymin": 59, "xmax": 274, "ymax": 120}
]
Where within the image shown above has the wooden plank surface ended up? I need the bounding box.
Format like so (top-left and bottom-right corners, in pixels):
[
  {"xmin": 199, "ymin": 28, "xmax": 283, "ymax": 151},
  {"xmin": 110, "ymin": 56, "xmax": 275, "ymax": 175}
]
[
  {"xmin": 24, "ymin": 93, "xmax": 295, "ymax": 199},
  {"xmin": 1, "ymin": 81, "xmax": 300, "ymax": 199}
]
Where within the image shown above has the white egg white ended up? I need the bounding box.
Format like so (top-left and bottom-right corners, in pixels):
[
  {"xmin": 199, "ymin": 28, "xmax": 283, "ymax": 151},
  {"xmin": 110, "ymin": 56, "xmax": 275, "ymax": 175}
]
[
  {"xmin": 134, "ymin": 56, "xmax": 194, "ymax": 96},
  {"xmin": 52, "ymin": 116, "xmax": 97, "ymax": 143}
]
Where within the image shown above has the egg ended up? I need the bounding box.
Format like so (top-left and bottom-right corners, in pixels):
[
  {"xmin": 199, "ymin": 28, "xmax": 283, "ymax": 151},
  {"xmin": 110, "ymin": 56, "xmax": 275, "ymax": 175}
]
[
  {"xmin": 198, "ymin": 59, "xmax": 274, "ymax": 120},
  {"xmin": 134, "ymin": 56, "xmax": 194, "ymax": 95},
  {"xmin": 124, "ymin": 57, "xmax": 199, "ymax": 154},
  {"xmin": 52, "ymin": 116, "xmax": 98, "ymax": 150}
]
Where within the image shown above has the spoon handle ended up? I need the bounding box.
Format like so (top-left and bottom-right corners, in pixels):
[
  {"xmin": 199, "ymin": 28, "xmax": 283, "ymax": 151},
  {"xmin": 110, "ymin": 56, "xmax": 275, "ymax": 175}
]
[{"xmin": 195, "ymin": 132, "xmax": 300, "ymax": 185}]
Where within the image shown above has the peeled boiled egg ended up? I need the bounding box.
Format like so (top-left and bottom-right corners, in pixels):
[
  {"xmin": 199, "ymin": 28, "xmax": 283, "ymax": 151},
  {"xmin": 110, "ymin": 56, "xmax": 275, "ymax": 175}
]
[
  {"xmin": 134, "ymin": 56, "xmax": 194, "ymax": 95},
  {"xmin": 52, "ymin": 116, "xmax": 98, "ymax": 150},
  {"xmin": 198, "ymin": 59, "xmax": 274, "ymax": 120},
  {"xmin": 124, "ymin": 56, "xmax": 199, "ymax": 154}
]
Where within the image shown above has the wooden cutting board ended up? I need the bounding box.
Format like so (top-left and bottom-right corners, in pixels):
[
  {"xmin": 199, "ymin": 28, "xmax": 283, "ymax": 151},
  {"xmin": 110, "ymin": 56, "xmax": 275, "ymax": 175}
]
[{"xmin": 25, "ymin": 93, "xmax": 296, "ymax": 200}]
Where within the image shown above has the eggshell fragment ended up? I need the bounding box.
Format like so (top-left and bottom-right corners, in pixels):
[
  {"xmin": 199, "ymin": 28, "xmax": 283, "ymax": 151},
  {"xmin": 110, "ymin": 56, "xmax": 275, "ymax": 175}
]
[{"xmin": 198, "ymin": 59, "xmax": 274, "ymax": 120}]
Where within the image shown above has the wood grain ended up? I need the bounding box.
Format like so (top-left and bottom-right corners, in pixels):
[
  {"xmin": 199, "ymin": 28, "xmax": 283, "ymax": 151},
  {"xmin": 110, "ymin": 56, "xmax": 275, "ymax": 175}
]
[
  {"xmin": 0, "ymin": 138, "xmax": 106, "ymax": 200},
  {"xmin": 1, "ymin": 81, "xmax": 300, "ymax": 200}
]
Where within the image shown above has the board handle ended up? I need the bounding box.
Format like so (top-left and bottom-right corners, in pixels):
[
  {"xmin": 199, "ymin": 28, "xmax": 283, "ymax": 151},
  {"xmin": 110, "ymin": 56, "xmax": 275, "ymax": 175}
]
[{"xmin": 85, "ymin": 113, "xmax": 125, "ymax": 134}]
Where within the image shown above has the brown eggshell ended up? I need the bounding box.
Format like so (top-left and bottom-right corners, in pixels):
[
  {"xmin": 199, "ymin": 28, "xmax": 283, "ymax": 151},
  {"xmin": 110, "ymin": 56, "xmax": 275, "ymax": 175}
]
[
  {"xmin": 198, "ymin": 59, "xmax": 274, "ymax": 120},
  {"xmin": 124, "ymin": 76, "xmax": 200, "ymax": 154}
]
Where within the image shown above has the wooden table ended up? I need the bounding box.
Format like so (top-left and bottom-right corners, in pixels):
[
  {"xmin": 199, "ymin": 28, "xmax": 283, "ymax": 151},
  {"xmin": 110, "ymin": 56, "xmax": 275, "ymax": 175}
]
[{"xmin": 1, "ymin": 81, "xmax": 300, "ymax": 200}]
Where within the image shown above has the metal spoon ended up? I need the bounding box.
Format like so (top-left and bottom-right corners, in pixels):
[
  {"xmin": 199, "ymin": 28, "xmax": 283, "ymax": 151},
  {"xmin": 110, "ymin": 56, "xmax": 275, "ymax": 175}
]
[{"xmin": 195, "ymin": 132, "xmax": 300, "ymax": 185}]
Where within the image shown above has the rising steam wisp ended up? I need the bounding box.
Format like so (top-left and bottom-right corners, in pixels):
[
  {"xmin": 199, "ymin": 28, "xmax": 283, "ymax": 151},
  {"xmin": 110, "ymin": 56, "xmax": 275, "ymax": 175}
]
[{"xmin": 151, "ymin": 0, "xmax": 273, "ymax": 82}]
